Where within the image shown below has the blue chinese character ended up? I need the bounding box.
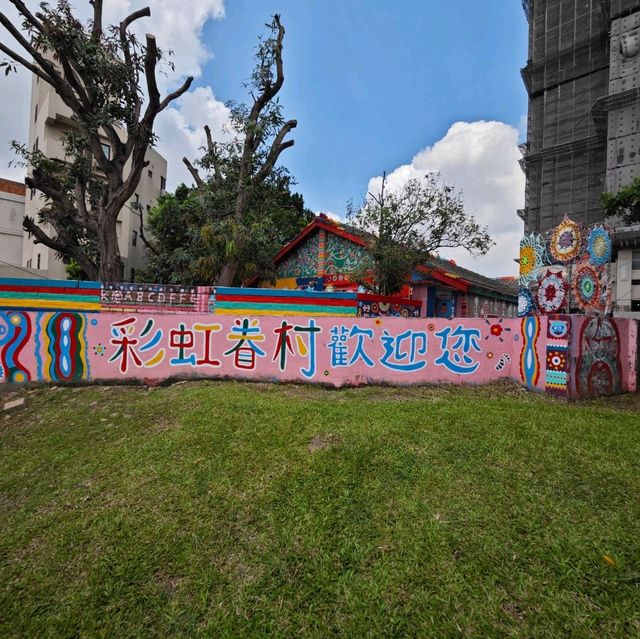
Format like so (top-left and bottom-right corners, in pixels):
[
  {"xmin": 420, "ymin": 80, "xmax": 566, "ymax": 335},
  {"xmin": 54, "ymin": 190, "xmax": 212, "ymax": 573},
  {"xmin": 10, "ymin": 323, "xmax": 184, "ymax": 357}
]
[
  {"xmin": 434, "ymin": 325, "xmax": 481, "ymax": 374},
  {"xmin": 348, "ymin": 325, "xmax": 375, "ymax": 367},
  {"xmin": 379, "ymin": 329, "xmax": 428, "ymax": 372},
  {"xmin": 327, "ymin": 325, "xmax": 349, "ymax": 367},
  {"xmin": 296, "ymin": 320, "xmax": 321, "ymax": 379}
]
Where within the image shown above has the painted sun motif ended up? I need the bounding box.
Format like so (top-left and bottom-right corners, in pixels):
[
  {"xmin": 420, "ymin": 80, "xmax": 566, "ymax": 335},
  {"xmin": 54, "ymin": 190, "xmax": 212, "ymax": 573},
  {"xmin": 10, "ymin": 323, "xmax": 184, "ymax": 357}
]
[
  {"xmin": 484, "ymin": 318, "xmax": 512, "ymax": 342},
  {"xmin": 549, "ymin": 217, "xmax": 582, "ymax": 264},
  {"xmin": 519, "ymin": 233, "xmax": 546, "ymax": 284},
  {"xmin": 536, "ymin": 270, "xmax": 568, "ymax": 314},
  {"xmin": 93, "ymin": 343, "xmax": 107, "ymax": 357},
  {"xmin": 586, "ymin": 226, "xmax": 612, "ymax": 267}
]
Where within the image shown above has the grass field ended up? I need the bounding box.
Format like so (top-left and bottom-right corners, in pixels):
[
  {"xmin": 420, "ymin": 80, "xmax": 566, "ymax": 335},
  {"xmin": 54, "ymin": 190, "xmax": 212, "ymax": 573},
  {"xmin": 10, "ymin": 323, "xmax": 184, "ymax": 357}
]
[{"xmin": 1, "ymin": 381, "xmax": 639, "ymax": 638}]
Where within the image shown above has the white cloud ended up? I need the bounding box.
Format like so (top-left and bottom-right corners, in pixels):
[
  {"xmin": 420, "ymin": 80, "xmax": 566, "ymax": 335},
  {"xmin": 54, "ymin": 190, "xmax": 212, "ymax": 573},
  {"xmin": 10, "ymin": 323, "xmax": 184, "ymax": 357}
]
[
  {"xmin": 367, "ymin": 121, "xmax": 525, "ymax": 278},
  {"xmin": 0, "ymin": 0, "xmax": 229, "ymax": 188},
  {"xmin": 155, "ymin": 86, "xmax": 234, "ymax": 188}
]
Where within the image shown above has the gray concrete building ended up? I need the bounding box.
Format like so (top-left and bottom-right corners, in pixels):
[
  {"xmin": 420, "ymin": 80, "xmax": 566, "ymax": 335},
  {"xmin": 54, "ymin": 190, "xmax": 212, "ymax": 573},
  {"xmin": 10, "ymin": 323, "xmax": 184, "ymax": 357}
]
[{"xmin": 520, "ymin": 0, "xmax": 640, "ymax": 314}]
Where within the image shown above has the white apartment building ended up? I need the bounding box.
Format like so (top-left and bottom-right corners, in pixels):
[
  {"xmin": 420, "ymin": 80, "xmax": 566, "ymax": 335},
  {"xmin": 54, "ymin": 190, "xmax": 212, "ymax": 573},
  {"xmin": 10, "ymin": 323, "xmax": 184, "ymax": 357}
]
[
  {"xmin": 22, "ymin": 74, "xmax": 167, "ymax": 281},
  {"xmin": 0, "ymin": 177, "xmax": 25, "ymax": 268}
]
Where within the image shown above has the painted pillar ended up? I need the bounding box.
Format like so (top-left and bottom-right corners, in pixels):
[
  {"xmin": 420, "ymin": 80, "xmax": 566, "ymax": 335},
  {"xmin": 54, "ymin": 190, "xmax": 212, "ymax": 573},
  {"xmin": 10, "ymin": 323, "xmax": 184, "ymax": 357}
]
[{"xmin": 318, "ymin": 229, "xmax": 327, "ymax": 279}]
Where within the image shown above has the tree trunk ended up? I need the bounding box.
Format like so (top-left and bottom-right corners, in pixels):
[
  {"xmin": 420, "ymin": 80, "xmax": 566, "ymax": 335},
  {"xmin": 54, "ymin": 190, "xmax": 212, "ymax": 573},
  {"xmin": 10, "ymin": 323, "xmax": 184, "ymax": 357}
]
[
  {"xmin": 98, "ymin": 217, "xmax": 123, "ymax": 281},
  {"xmin": 218, "ymin": 261, "xmax": 240, "ymax": 287}
]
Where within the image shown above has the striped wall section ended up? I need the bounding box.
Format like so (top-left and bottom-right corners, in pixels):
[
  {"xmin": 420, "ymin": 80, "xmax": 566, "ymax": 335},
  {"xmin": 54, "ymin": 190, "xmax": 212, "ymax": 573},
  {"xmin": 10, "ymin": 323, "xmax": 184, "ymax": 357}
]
[
  {"xmin": 212, "ymin": 287, "xmax": 358, "ymax": 316},
  {"xmin": 0, "ymin": 278, "xmax": 101, "ymax": 312}
]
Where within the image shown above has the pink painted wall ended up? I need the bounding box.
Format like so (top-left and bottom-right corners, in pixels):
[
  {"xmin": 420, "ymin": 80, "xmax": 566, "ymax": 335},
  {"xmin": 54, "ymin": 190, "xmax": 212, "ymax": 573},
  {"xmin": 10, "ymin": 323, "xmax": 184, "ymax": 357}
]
[
  {"xmin": 0, "ymin": 310, "xmax": 635, "ymax": 396},
  {"xmin": 0, "ymin": 312, "xmax": 544, "ymax": 389}
]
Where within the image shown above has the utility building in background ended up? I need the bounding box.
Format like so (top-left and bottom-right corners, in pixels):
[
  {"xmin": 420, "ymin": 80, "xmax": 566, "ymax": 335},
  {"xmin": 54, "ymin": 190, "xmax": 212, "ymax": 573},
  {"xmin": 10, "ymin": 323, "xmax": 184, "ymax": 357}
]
[
  {"xmin": 520, "ymin": 0, "xmax": 640, "ymax": 314},
  {"xmin": 21, "ymin": 75, "xmax": 167, "ymax": 281}
]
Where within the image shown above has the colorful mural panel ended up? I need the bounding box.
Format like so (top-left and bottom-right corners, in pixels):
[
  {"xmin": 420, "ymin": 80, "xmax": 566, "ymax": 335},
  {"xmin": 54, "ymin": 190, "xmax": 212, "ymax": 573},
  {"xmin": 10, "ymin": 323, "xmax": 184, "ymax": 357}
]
[
  {"xmin": 518, "ymin": 218, "xmax": 613, "ymax": 317},
  {"xmin": 38, "ymin": 312, "xmax": 89, "ymax": 382},
  {"xmin": 276, "ymin": 231, "xmax": 320, "ymax": 278},
  {"xmin": 0, "ymin": 311, "xmax": 32, "ymax": 383},
  {"xmin": 356, "ymin": 294, "xmax": 421, "ymax": 318},
  {"xmin": 519, "ymin": 316, "xmax": 541, "ymax": 389},
  {"xmin": 544, "ymin": 315, "xmax": 570, "ymax": 396},
  {"xmin": 576, "ymin": 317, "xmax": 621, "ymax": 398},
  {"xmin": 324, "ymin": 233, "xmax": 369, "ymax": 276}
]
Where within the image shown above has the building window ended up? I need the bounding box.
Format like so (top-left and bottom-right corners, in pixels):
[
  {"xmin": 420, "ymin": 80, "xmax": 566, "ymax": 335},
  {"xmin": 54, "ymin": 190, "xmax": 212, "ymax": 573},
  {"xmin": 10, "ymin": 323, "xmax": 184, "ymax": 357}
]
[
  {"xmin": 36, "ymin": 254, "xmax": 41, "ymax": 269},
  {"xmin": 33, "ymin": 137, "xmax": 38, "ymax": 152},
  {"xmin": 101, "ymin": 143, "xmax": 111, "ymax": 160},
  {"xmin": 34, "ymin": 103, "xmax": 38, "ymax": 122},
  {"xmin": 30, "ymin": 188, "xmax": 35, "ymax": 200},
  {"xmin": 26, "ymin": 259, "xmax": 32, "ymax": 268},
  {"xmin": 632, "ymin": 250, "xmax": 640, "ymax": 271},
  {"xmin": 132, "ymin": 230, "xmax": 137, "ymax": 247},
  {"xmin": 160, "ymin": 176, "xmax": 166, "ymax": 191},
  {"xmin": 148, "ymin": 169, "xmax": 153, "ymax": 180}
]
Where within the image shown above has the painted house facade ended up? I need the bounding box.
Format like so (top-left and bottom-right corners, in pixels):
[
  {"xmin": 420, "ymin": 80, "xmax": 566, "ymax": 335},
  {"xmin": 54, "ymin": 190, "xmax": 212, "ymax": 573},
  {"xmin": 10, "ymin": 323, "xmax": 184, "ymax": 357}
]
[{"xmin": 262, "ymin": 215, "xmax": 517, "ymax": 319}]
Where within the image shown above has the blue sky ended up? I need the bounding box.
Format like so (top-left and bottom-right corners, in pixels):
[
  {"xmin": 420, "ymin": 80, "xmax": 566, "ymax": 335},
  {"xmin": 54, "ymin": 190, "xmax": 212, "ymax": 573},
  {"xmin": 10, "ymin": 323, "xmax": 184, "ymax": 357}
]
[
  {"xmin": 0, "ymin": 0, "xmax": 529, "ymax": 276},
  {"xmin": 197, "ymin": 0, "xmax": 529, "ymax": 213}
]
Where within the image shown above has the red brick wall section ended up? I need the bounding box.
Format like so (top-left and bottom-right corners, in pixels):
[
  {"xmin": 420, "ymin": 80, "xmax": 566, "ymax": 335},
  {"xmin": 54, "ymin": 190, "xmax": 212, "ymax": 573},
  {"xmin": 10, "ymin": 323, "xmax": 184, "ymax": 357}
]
[{"xmin": 0, "ymin": 178, "xmax": 26, "ymax": 197}]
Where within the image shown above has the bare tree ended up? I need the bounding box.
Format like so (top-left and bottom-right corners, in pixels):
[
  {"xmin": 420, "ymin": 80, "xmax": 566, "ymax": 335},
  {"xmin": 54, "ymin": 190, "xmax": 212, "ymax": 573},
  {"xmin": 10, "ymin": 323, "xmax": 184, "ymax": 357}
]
[
  {"xmin": 0, "ymin": 0, "xmax": 193, "ymax": 280},
  {"xmin": 182, "ymin": 14, "xmax": 297, "ymax": 286}
]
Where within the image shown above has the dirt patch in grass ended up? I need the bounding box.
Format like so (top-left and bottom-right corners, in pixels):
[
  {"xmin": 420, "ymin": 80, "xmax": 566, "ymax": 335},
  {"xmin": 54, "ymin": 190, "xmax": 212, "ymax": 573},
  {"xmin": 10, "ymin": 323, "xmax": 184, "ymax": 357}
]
[{"xmin": 308, "ymin": 433, "xmax": 342, "ymax": 452}]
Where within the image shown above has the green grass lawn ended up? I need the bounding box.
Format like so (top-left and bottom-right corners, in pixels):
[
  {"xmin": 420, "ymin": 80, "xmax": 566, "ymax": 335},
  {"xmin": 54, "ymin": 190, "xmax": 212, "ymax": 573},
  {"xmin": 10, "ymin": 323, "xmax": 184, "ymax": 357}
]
[{"xmin": 1, "ymin": 381, "xmax": 639, "ymax": 638}]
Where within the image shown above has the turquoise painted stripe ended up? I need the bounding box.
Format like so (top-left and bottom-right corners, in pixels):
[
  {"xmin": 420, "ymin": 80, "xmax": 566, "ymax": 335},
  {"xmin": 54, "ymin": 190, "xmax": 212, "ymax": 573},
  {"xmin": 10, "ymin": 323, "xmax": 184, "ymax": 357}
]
[
  {"xmin": 0, "ymin": 291, "xmax": 101, "ymax": 303},
  {"xmin": 215, "ymin": 301, "xmax": 356, "ymax": 314},
  {"xmin": 0, "ymin": 277, "xmax": 101, "ymax": 289},
  {"xmin": 216, "ymin": 286, "xmax": 356, "ymax": 300}
]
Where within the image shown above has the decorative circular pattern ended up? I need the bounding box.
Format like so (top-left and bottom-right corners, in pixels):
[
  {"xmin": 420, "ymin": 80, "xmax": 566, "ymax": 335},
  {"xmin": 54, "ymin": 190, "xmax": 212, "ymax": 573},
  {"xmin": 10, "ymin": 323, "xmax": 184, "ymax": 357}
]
[
  {"xmin": 572, "ymin": 262, "xmax": 602, "ymax": 310},
  {"xmin": 547, "ymin": 351, "xmax": 566, "ymax": 368},
  {"xmin": 519, "ymin": 233, "xmax": 546, "ymax": 284},
  {"xmin": 536, "ymin": 271, "xmax": 568, "ymax": 313},
  {"xmin": 586, "ymin": 226, "xmax": 611, "ymax": 266},
  {"xmin": 517, "ymin": 288, "xmax": 535, "ymax": 317},
  {"xmin": 549, "ymin": 218, "xmax": 582, "ymax": 264}
]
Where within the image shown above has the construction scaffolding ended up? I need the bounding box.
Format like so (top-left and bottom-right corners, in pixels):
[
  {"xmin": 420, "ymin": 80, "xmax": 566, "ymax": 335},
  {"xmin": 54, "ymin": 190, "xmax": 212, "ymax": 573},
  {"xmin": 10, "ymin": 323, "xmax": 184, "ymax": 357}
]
[{"xmin": 521, "ymin": 0, "xmax": 640, "ymax": 236}]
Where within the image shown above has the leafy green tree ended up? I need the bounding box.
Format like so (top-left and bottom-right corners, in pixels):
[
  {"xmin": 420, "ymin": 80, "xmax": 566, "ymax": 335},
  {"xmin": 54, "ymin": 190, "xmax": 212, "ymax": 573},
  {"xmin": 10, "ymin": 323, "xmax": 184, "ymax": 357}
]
[
  {"xmin": 0, "ymin": 0, "xmax": 192, "ymax": 280},
  {"xmin": 143, "ymin": 178, "xmax": 313, "ymax": 285},
  {"xmin": 181, "ymin": 15, "xmax": 299, "ymax": 286},
  {"xmin": 601, "ymin": 177, "xmax": 640, "ymax": 225},
  {"xmin": 346, "ymin": 173, "xmax": 494, "ymax": 296}
]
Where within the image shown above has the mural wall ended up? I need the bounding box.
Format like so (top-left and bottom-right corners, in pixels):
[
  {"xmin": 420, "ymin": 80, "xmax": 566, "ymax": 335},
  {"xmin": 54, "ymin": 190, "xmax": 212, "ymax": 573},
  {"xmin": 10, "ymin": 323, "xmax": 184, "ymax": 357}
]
[
  {"xmin": 0, "ymin": 311, "xmax": 541, "ymax": 388},
  {"xmin": 1, "ymin": 308, "xmax": 636, "ymax": 397}
]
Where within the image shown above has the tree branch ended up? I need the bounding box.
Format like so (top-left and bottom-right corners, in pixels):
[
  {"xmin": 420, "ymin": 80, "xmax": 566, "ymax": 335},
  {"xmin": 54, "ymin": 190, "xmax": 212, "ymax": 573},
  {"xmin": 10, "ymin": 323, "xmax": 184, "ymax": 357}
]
[
  {"xmin": 254, "ymin": 119, "xmax": 297, "ymax": 184},
  {"xmin": 183, "ymin": 157, "xmax": 204, "ymax": 188},
  {"xmin": 23, "ymin": 216, "xmax": 68, "ymax": 254},
  {"xmin": 90, "ymin": 0, "xmax": 103, "ymax": 39},
  {"xmin": 0, "ymin": 42, "xmax": 51, "ymax": 84},
  {"xmin": 157, "ymin": 76, "xmax": 194, "ymax": 113}
]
